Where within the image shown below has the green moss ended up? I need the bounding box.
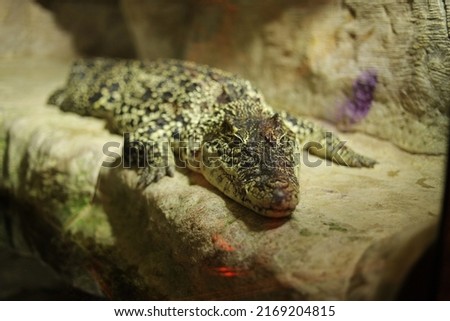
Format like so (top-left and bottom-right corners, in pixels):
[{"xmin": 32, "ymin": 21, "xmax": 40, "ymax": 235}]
[
  {"xmin": 299, "ymin": 228, "xmax": 313, "ymax": 236},
  {"xmin": 65, "ymin": 202, "xmax": 113, "ymax": 245},
  {"xmin": 347, "ymin": 235, "xmax": 371, "ymax": 242},
  {"xmin": 324, "ymin": 222, "xmax": 348, "ymax": 232},
  {"xmin": 62, "ymin": 196, "xmax": 90, "ymax": 218}
]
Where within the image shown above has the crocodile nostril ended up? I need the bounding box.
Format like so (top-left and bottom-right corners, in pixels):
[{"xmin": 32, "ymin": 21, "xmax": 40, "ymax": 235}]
[{"xmin": 272, "ymin": 188, "xmax": 287, "ymax": 204}]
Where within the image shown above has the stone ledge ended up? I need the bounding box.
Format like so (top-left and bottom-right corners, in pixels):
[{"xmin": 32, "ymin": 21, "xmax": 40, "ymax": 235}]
[{"xmin": 0, "ymin": 59, "xmax": 445, "ymax": 299}]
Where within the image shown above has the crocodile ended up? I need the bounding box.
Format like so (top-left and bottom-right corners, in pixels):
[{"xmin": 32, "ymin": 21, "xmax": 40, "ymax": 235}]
[{"xmin": 48, "ymin": 58, "xmax": 376, "ymax": 218}]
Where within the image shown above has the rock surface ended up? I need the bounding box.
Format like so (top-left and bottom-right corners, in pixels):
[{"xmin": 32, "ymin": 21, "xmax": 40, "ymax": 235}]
[
  {"xmin": 0, "ymin": 58, "xmax": 444, "ymax": 299},
  {"xmin": 121, "ymin": 0, "xmax": 450, "ymax": 155},
  {"xmin": 0, "ymin": 0, "xmax": 74, "ymax": 58}
]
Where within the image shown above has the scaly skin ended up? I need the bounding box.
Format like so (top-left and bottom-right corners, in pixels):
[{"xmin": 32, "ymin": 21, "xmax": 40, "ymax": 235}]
[{"xmin": 48, "ymin": 58, "xmax": 376, "ymax": 217}]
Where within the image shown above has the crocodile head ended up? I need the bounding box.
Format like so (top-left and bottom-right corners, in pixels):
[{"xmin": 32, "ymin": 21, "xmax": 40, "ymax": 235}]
[{"xmin": 201, "ymin": 112, "xmax": 300, "ymax": 218}]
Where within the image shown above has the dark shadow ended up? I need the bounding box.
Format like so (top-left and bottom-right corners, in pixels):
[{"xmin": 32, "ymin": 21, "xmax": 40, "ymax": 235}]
[
  {"xmin": 396, "ymin": 243, "xmax": 437, "ymax": 300},
  {"xmin": 35, "ymin": 0, "xmax": 137, "ymax": 58},
  {"xmin": 398, "ymin": 123, "xmax": 450, "ymax": 300},
  {"xmin": 0, "ymin": 246, "xmax": 102, "ymax": 300},
  {"xmin": 0, "ymin": 191, "xmax": 103, "ymax": 300}
]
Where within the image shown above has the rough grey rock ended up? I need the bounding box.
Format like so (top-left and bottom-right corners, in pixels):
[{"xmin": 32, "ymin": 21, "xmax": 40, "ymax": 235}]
[
  {"xmin": 0, "ymin": 0, "xmax": 74, "ymax": 58},
  {"xmin": 0, "ymin": 0, "xmax": 136, "ymax": 59},
  {"xmin": 0, "ymin": 58, "xmax": 444, "ymax": 299},
  {"xmin": 121, "ymin": 0, "xmax": 450, "ymax": 155}
]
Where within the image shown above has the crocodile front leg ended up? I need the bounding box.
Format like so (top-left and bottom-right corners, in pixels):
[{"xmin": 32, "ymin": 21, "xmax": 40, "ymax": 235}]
[
  {"xmin": 281, "ymin": 112, "xmax": 376, "ymax": 168},
  {"xmin": 124, "ymin": 126, "xmax": 176, "ymax": 187}
]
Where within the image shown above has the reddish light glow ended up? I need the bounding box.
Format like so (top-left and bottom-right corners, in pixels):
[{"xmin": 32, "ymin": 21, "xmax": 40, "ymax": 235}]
[
  {"xmin": 212, "ymin": 234, "xmax": 236, "ymax": 252},
  {"xmin": 208, "ymin": 266, "xmax": 247, "ymax": 278}
]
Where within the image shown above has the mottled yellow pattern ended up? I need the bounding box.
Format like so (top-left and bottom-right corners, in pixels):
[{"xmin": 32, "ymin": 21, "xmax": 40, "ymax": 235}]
[{"xmin": 49, "ymin": 58, "xmax": 375, "ymax": 217}]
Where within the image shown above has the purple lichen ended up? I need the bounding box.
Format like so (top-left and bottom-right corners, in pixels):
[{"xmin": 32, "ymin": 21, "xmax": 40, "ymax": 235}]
[{"xmin": 337, "ymin": 70, "xmax": 377, "ymax": 125}]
